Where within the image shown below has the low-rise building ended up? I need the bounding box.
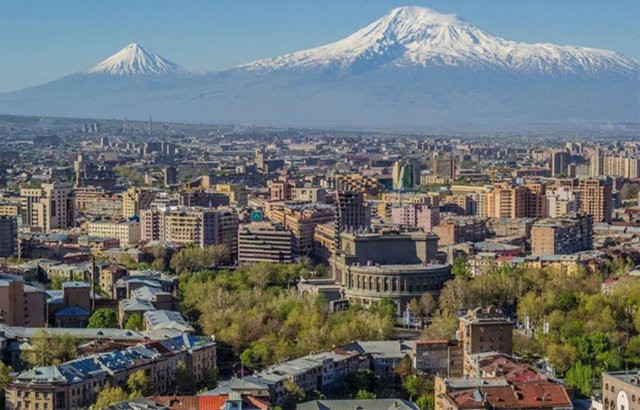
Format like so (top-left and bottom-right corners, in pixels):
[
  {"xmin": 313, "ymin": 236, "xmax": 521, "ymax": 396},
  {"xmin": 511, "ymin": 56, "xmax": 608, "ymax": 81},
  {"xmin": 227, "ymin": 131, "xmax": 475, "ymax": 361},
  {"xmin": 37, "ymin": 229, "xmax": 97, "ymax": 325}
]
[
  {"xmin": 598, "ymin": 371, "xmax": 640, "ymax": 410},
  {"xmin": 5, "ymin": 334, "xmax": 216, "ymax": 410}
]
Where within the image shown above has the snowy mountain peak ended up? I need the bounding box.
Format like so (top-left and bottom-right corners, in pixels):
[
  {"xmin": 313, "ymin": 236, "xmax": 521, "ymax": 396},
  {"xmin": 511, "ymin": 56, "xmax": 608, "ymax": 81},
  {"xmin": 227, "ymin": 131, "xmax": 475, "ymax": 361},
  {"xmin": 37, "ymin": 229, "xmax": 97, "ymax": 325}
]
[
  {"xmin": 245, "ymin": 6, "xmax": 638, "ymax": 76},
  {"xmin": 84, "ymin": 43, "xmax": 189, "ymax": 77}
]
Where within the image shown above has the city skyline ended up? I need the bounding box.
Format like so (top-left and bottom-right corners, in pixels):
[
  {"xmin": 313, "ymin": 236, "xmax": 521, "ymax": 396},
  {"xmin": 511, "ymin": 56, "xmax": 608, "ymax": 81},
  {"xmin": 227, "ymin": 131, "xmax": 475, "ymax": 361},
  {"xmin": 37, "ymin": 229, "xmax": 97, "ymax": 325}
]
[{"xmin": 1, "ymin": 0, "xmax": 638, "ymax": 92}]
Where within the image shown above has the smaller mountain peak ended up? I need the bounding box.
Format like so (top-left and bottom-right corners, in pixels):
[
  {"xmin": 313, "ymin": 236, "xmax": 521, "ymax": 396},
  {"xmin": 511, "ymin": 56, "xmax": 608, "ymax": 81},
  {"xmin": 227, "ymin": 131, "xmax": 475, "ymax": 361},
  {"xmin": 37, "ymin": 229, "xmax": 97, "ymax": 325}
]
[{"xmin": 84, "ymin": 42, "xmax": 189, "ymax": 77}]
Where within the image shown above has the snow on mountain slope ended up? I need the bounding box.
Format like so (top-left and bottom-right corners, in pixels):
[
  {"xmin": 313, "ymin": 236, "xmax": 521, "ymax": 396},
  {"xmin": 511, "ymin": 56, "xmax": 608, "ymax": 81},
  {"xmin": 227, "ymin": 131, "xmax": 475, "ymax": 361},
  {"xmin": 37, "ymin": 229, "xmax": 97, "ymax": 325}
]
[
  {"xmin": 245, "ymin": 6, "xmax": 638, "ymax": 76},
  {"xmin": 83, "ymin": 43, "xmax": 191, "ymax": 77}
]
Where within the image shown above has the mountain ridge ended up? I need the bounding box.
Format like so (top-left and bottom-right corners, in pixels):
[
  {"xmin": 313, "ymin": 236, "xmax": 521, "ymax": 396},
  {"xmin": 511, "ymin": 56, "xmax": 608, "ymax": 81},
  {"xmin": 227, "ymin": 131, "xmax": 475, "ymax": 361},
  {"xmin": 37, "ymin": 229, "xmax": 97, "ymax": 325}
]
[{"xmin": 0, "ymin": 6, "xmax": 637, "ymax": 130}]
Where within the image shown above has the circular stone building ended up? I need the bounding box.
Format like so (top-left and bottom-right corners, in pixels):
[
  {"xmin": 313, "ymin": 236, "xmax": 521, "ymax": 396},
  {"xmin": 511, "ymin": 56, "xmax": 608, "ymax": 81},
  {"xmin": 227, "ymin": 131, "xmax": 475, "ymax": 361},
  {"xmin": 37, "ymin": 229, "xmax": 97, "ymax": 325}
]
[{"xmin": 331, "ymin": 231, "xmax": 451, "ymax": 312}]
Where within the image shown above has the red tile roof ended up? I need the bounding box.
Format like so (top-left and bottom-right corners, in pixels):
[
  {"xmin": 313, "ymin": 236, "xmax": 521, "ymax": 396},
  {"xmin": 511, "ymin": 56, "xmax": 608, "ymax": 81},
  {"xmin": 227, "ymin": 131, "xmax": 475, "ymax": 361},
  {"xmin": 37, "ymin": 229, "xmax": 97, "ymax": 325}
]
[{"xmin": 447, "ymin": 380, "xmax": 572, "ymax": 409}]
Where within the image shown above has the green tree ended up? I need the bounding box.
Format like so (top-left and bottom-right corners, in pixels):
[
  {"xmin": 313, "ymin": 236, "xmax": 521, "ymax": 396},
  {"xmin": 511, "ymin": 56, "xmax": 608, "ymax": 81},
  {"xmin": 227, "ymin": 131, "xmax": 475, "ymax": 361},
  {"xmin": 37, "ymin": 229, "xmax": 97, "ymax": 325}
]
[
  {"xmin": 0, "ymin": 362, "xmax": 13, "ymax": 409},
  {"xmin": 93, "ymin": 384, "xmax": 128, "ymax": 409},
  {"xmin": 175, "ymin": 361, "xmax": 196, "ymax": 394},
  {"xmin": 451, "ymin": 257, "xmax": 472, "ymax": 279},
  {"xmin": 394, "ymin": 355, "xmax": 413, "ymax": 378},
  {"xmin": 355, "ymin": 390, "xmax": 376, "ymax": 399},
  {"xmin": 282, "ymin": 380, "xmax": 304, "ymax": 410},
  {"xmin": 402, "ymin": 375, "xmax": 429, "ymax": 401},
  {"xmin": 170, "ymin": 245, "xmax": 231, "ymax": 274},
  {"xmin": 546, "ymin": 343, "xmax": 579, "ymax": 374},
  {"xmin": 565, "ymin": 361, "xmax": 595, "ymax": 396},
  {"xmin": 126, "ymin": 370, "xmax": 153, "ymax": 397},
  {"xmin": 371, "ymin": 297, "xmax": 397, "ymax": 320},
  {"xmin": 421, "ymin": 310, "xmax": 458, "ymax": 340},
  {"xmin": 22, "ymin": 330, "xmax": 78, "ymax": 367},
  {"xmin": 415, "ymin": 393, "xmax": 435, "ymax": 410},
  {"xmin": 87, "ymin": 308, "xmax": 118, "ymax": 328},
  {"xmin": 419, "ymin": 292, "xmax": 437, "ymax": 318},
  {"xmin": 124, "ymin": 313, "xmax": 144, "ymax": 331}
]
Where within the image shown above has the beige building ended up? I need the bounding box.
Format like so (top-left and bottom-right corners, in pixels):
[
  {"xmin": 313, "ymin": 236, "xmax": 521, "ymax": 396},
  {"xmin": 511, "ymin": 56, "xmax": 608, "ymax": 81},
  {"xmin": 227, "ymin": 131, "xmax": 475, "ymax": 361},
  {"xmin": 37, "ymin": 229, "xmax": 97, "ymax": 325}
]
[
  {"xmin": 87, "ymin": 220, "xmax": 141, "ymax": 246},
  {"xmin": 313, "ymin": 222, "xmax": 335, "ymax": 264},
  {"xmin": 214, "ymin": 183, "xmax": 249, "ymax": 206},
  {"xmin": 141, "ymin": 207, "xmax": 238, "ymax": 251},
  {"xmin": 122, "ymin": 187, "xmax": 156, "ymax": 218},
  {"xmin": 600, "ymin": 371, "xmax": 640, "ymax": 410},
  {"xmin": 270, "ymin": 203, "xmax": 334, "ymax": 255},
  {"xmin": 0, "ymin": 201, "xmax": 20, "ymax": 217},
  {"xmin": 579, "ymin": 178, "xmax": 612, "ymax": 223},
  {"xmin": 20, "ymin": 182, "xmax": 75, "ymax": 232},
  {"xmin": 487, "ymin": 182, "xmax": 528, "ymax": 219}
]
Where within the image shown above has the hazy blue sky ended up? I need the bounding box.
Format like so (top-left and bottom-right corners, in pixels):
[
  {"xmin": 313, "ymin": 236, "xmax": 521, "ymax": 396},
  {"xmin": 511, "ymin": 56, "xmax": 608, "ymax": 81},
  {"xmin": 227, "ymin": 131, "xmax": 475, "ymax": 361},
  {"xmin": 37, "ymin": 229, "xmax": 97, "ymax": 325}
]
[{"xmin": 1, "ymin": 0, "xmax": 638, "ymax": 92}]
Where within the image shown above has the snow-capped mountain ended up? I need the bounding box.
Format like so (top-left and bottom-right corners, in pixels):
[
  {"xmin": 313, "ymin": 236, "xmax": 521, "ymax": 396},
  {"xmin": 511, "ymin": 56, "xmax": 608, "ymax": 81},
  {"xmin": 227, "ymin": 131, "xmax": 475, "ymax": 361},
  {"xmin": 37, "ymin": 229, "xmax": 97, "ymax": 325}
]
[
  {"xmin": 0, "ymin": 6, "xmax": 637, "ymax": 130},
  {"xmin": 246, "ymin": 6, "xmax": 637, "ymax": 76},
  {"xmin": 83, "ymin": 43, "xmax": 191, "ymax": 77}
]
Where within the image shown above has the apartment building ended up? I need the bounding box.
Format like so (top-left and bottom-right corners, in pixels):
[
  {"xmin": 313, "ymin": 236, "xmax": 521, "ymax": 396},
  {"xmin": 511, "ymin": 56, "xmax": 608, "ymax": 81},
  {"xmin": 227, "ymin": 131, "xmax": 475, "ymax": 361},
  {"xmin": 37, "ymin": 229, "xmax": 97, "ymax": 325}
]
[
  {"xmin": 0, "ymin": 273, "xmax": 46, "ymax": 327},
  {"xmin": 122, "ymin": 187, "xmax": 156, "ymax": 218},
  {"xmin": 20, "ymin": 182, "xmax": 75, "ymax": 232},
  {"xmin": 390, "ymin": 204, "xmax": 440, "ymax": 231},
  {"xmin": 579, "ymin": 178, "xmax": 613, "ymax": 223},
  {"xmin": 87, "ymin": 220, "xmax": 141, "ymax": 246},
  {"xmin": 432, "ymin": 217, "xmax": 488, "ymax": 246},
  {"xmin": 270, "ymin": 203, "xmax": 334, "ymax": 256},
  {"xmin": 141, "ymin": 207, "xmax": 238, "ymax": 251},
  {"xmin": 531, "ymin": 214, "xmax": 593, "ymax": 256}
]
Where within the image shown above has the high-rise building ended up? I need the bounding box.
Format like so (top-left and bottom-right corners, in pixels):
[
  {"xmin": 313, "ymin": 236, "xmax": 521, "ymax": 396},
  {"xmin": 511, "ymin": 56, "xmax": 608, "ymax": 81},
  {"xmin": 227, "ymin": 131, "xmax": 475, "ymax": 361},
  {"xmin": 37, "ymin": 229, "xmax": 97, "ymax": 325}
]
[
  {"xmin": 122, "ymin": 187, "xmax": 156, "ymax": 218},
  {"xmin": 141, "ymin": 207, "xmax": 239, "ymax": 251},
  {"xmin": 269, "ymin": 175, "xmax": 295, "ymax": 201},
  {"xmin": 579, "ymin": 178, "xmax": 612, "ymax": 223},
  {"xmin": 238, "ymin": 222, "xmax": 294, "ymax": 265},
  {"xmin": 546, "ymin": 186, "xmax": 580, "ymax": 218},
  {"xmin": 589, "ymin": 153, "xmax": 604, "ymax": 177},
  {"xmin": 524, "ymin": 182, "xmax": 547, "ymax": 218},
  {"xmin": 392, "ymin": 160, "xmax": 420, "ymax": 190},
  {"xmin": 550, "ymin": 149, "xmax": 570, "ymax": 177},
  {"xmin": 334, "ymin": 190, "xmax": 371, "ymax": 250},
  {"xmin": 531, "ymin": 214, "xmax": 593, "ymax": 256},
  {"xmin": 432, "ymin": 156, "xmax": 456, "ymax": 181},
  {"xmin": 20, "ymin": 182, "xmax": 75, "ymax": 232},
  {"xmin": 487, "ymin": 183, "xmax": 527, "ymax": 219},
  {"xmin": 0, "ymin": 216, "xmax": 17, "ymax": 257},
  {"xmin": 163, "ymin": 165, "xmax": 178, "ymax": 187}
]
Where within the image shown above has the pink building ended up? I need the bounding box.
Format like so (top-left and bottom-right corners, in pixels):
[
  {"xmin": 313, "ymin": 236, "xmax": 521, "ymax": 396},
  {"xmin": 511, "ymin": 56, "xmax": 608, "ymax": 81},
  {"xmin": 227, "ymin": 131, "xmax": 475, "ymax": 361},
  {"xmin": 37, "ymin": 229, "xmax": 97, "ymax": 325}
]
[{"xmin": 390, "ymin": 204, "xmax": 440, "ymax": 231}]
